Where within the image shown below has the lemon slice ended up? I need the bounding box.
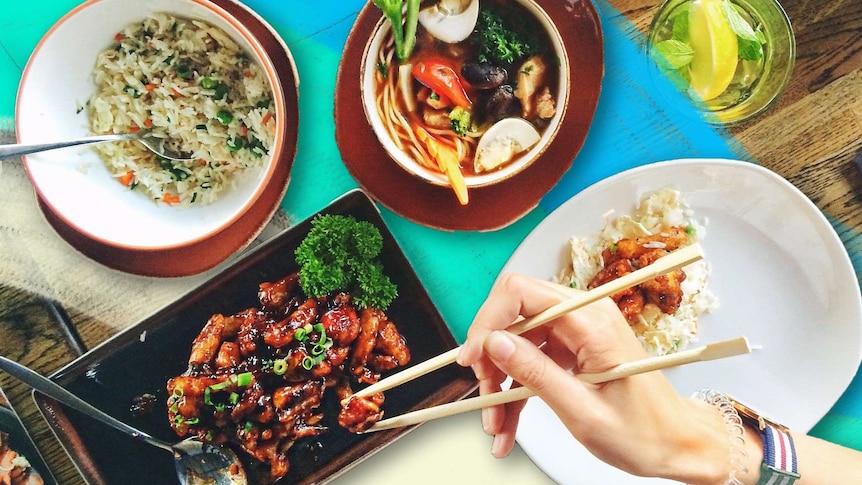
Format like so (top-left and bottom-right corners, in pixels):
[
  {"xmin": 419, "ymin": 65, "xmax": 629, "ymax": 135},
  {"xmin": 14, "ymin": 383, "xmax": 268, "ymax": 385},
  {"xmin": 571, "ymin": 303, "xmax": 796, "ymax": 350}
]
[{"xmin": 687, "ymin": 0, "xmax": 738, "ymax": 101}]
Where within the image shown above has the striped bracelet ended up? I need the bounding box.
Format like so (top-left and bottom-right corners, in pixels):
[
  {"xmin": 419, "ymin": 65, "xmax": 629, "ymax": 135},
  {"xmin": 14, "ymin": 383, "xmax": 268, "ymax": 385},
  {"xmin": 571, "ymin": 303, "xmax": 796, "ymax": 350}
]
[{"xmin": 756, "ymin": 420, "xmax": 799, "ymax": 485}]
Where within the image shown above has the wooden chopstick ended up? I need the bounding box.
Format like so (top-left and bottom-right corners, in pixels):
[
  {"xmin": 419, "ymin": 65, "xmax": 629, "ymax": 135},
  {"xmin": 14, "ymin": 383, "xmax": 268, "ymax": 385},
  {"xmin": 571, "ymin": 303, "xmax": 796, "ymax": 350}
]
[
  {"xmin": 346, "ymin": 243, "xmax": 705, "ymax": 403},
  {"xmin": 362, "ymin": 336, "xmax": 752, "ymax": 433}
]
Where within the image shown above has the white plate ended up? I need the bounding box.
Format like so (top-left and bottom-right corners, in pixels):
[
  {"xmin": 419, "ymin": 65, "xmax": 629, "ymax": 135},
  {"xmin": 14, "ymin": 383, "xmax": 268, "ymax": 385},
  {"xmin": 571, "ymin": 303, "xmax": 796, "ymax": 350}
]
[{"xmin": 501, "ymin": 159, "xmax": 862, "ymax": 484}]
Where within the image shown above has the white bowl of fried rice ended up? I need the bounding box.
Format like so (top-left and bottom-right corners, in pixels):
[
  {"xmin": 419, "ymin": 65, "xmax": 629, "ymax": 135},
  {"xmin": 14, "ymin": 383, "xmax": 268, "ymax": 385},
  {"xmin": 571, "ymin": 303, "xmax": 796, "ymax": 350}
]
[{"xmin": 16, "ymin": 0, "xmax": 295, "ymax": 273}]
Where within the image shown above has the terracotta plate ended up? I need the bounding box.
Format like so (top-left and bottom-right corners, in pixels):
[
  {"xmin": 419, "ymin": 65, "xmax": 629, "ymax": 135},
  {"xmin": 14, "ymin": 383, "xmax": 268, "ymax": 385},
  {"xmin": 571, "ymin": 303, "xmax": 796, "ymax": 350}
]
[
  {"xmin": 34, "ymin": 189, "xmax": 477, "ymax": 485},
  {"xmin": 334, "ymin": 0, "xmax": 604, "ymax": 231},
  {"xmin": 24, "ymin": 0, "xmax": 299, "ymax": 277}
]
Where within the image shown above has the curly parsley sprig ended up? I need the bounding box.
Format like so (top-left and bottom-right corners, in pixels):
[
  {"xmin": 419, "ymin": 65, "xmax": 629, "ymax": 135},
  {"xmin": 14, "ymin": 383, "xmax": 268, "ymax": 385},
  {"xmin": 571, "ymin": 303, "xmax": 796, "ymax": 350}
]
[{"xmin": 294, "ymin": 214, "xmax": 398, "ymax": 310}]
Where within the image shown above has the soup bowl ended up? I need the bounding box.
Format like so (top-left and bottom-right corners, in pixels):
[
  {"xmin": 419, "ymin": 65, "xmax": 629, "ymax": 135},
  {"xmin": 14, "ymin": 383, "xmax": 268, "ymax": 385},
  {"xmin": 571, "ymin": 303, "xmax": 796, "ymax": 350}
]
[{"xmin": 360, "ymin": 0, "xmax": 570, "ymax": 203}]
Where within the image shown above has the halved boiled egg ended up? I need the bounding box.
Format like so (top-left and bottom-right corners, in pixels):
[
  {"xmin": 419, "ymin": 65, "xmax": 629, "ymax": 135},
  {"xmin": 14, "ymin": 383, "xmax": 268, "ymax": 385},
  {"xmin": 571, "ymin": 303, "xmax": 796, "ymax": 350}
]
[{"xmin": 418, "ymin": 0, "xmax": 479, "ymax": 44}]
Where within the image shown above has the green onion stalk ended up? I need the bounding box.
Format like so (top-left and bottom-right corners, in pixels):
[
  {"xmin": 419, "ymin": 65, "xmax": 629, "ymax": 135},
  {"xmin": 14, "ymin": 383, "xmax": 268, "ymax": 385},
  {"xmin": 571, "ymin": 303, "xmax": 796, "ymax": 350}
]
[{"xmin": 372, "ymin": 0, "xmax": 420, "ymax": 63}]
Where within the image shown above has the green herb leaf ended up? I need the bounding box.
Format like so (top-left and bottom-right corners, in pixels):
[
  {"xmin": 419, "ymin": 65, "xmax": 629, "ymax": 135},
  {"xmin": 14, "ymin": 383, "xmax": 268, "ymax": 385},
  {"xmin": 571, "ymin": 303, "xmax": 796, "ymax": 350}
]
[
  {"xmin": 723, "ymin": 0, "xmax": 759, "ymax": 41},
  {"xmin": 653, "ymin": 39, "xmax": 695, "ymax": 69},
  {"xmin": 738, "ymin": 37, "xmax": 763, "ymax": 60},
  {"xmin": 671, "ymin": 9, "xmax": 689, "ymax": 42},
  {"xmin": 295, "ymin": 214, "xmax": 397, "ymax": 310}
]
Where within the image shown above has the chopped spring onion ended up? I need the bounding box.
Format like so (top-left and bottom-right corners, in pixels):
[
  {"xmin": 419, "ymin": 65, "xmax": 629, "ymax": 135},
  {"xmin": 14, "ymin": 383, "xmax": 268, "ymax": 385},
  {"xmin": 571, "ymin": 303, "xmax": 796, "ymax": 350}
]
[
  {"xmin": 226, "ymin": 136, "xmax": 246, "ymax": 152},
  {"xmin": 229, "ymin": 392, "xmax": 240, "ymax": 404},
  {"xmin": 295, "ymin": 323, "xmax": 314, "ymax": 341},
  {"xmin": 200, "ymin": 76, "xmax": 218, "ymax": 89},
  {"xmin": 123, "ymin": 86, "xmax": 141, "ymax": 98},
  {"xmin": 213, "ymin": 83, "xmax": 228, "ymax": 100},
  {"xmin": 236, "ymin": 372, "xmax": 253, "ymax": 387},
  {"xmin": 301, "ymin": 352, "xmax": 326, "ymax": 371},
  {"xmin": 244, "ymin": 421, "xmax": 254, "ymax": 432},
  {"xmin": 185, "ymin": 417, "xmax": 200, "ymax": 425},
  {"xmin": 204, "ymin": 387, "xmax": 212, "ymax": 406},
  {"xmin": 176, "ymin": 63, "xmax": 192, "ymax": 79},
  {"xmin": 209, "ymin": 380, "xmax": 231, "ymax": 392},
  {"xmin": 172, "ymin": 387, "xmax": 184, "ymax": 397},
  {"xmin": 310, "ymin": 344, "xmax": 326, "ymax": 356},
  {"xmin": 272, "ymin": 359, "xmax": 288, "ymax": 376}
]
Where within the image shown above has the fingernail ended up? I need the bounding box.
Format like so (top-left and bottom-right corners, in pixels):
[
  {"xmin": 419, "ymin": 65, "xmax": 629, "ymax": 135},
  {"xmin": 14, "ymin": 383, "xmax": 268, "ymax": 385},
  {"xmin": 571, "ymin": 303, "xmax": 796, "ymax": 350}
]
[
  {"xmin": 484, "ymin": 331, "xmax": 516, "ymax": 362},
  {"xmin": 491, "ymin": 434, "xmax": 507, "ymax": 458},
  {"xmin": 481, "ymin": 408, "xmax": 491, "ymax": 434},
  {"xmin": 455, "ymin": 344, "xmax": 469, "ymax": 366}
]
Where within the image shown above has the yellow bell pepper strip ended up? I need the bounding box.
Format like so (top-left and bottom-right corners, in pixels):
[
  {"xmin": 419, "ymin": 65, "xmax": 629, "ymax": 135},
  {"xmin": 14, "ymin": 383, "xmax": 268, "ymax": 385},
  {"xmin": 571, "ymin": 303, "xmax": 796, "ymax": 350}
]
[{"xmin": 413, "ymin": 123, "xmax": 469, "ymax": 205}]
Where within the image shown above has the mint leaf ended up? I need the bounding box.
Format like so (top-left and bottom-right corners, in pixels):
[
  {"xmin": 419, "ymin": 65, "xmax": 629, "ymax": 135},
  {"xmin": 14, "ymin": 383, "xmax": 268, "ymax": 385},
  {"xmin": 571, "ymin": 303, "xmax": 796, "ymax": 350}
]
[
  {"xmin": 653, "ymin": 39, "xmax": 695, "ymax": 69},
  {"xmin": 671, "ymin": 9, "xmax": 689, "ymax": 42},
  {"xmin": 723, "ymin": 0, "xmax": 759, "ymax": 41},
  {"xmin": 738, "ymin": 37, "xmax": 763, "ymax": 60}
]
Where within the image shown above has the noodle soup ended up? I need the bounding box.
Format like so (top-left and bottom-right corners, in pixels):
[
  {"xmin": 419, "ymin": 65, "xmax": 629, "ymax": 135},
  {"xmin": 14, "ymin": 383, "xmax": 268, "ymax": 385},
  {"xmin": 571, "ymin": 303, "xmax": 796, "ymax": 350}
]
[{"xmin": 361, "ymin": 0, "xmax": 568, "ymax": 205}]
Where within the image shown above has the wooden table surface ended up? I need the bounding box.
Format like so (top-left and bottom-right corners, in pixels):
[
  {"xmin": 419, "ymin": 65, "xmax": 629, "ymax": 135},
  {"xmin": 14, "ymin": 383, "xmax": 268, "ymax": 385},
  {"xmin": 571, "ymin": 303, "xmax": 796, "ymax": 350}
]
[{"xmin": 0, "ymin": 0, "xmax": 860, "ymax": 484}]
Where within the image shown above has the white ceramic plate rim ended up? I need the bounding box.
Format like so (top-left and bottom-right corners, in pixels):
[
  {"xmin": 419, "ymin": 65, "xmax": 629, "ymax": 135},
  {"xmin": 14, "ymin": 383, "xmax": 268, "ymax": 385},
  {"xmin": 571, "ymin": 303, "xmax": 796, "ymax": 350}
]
[
  {"xmin": 500, "ymin": 158, "xmax": 862, "ymax": 485},
  {"xmin": 16, "ymin": 0, "xmax": 285, "ymax": 249}
]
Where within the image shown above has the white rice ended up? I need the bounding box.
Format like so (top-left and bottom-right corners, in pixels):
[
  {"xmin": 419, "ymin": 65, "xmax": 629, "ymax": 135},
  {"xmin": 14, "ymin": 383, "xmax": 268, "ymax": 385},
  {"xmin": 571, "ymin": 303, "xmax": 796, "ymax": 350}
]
[
  {"xmin": 556, "ymin": 189, "xmax": 718, "ymax": 355},
  {"xmin": 88, "ymin": 13, "xmax": 275, "ymax": 205}
]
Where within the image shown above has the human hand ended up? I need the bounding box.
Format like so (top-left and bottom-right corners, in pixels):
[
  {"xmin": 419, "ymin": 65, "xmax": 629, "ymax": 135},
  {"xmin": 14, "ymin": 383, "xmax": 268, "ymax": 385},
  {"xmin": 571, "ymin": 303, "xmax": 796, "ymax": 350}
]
[{"xmin": 456, "ymin": 273, "xmax": 734, "ymax": 483}]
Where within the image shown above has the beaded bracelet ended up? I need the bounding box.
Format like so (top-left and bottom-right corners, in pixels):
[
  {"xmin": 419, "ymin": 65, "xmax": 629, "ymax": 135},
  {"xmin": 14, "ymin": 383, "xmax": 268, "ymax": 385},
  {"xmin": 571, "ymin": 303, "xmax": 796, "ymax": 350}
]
[{"xmin": 692, "ymin": 389, "xmax": 748, "ymax": 485}]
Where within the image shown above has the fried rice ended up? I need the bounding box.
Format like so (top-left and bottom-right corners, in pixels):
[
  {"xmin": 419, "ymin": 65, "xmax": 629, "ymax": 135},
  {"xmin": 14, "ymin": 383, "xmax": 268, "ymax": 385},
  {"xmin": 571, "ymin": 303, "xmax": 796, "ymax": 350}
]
[{"xmin": 88, "ymin": 13, "xmax": 275, "ymax": 206}]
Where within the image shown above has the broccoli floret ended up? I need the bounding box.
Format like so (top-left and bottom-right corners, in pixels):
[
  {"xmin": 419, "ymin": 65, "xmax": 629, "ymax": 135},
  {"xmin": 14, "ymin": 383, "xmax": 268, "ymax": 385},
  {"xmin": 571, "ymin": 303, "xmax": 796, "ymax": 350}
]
[
  {"xmin": 294, "ymin": 214, "xmax": 397, "ymax": 310},
  {"xmin": 449, "ymin": 107, "xmax": 472, "ymax": 137},
  {"xmin": 476, "ymin": 9, "xmax": 532, "ymax": 65}
]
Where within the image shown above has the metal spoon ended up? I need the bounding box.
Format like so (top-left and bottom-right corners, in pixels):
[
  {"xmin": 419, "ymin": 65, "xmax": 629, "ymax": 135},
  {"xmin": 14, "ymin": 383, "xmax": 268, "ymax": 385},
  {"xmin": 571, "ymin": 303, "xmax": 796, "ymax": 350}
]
[
  {"xmin": 0, "ymin": 129, "xmax": 193, "ymax": 161},
  {"xmin": 0, "ymin": 355, "xmax": 246, "ymax": 485}
]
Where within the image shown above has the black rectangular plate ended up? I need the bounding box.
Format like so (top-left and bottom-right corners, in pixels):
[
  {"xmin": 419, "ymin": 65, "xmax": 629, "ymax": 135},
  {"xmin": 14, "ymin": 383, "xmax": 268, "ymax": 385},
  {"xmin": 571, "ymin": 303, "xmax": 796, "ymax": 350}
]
[
  {"xmin": 34, "ymin": 189, "xmax": 477, "ymax": 485},
  {"xmin": 0, "ymin": 386, "xmax": 57, "ymax": 485}
]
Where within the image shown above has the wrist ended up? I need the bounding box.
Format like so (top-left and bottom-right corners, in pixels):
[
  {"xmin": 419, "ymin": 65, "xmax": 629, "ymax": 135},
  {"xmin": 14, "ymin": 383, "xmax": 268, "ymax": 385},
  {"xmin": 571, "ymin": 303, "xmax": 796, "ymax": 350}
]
[
  {"xmin": 660, "ymin": 397, "xmax": 741, "ymax": 485},
  {"xmin": 685, "ymin": 390, "xmax": 805, "ymax": 485}
]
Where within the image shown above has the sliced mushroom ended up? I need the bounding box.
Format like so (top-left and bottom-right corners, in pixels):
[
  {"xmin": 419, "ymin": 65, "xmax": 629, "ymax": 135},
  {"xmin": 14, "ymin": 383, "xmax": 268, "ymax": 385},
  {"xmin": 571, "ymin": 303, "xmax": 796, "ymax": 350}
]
[
  {"xmin": 461, "ymin": 63, "xmax": 507, "ymax": 90},
  {"xmin": 483, "ymin": 85, "xmax": 519, "ymax": 122}
]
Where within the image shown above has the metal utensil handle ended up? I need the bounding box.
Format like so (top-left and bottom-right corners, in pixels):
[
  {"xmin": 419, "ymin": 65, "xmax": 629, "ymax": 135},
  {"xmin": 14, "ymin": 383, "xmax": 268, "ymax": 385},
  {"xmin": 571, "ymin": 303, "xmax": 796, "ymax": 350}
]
[
  {"xmin": 0, "ymin": 133, "xmax": 131, "ymax": 159},
  {"xmin": 0, "ymin": 355, "xmax": 175, "ymax": 453}
]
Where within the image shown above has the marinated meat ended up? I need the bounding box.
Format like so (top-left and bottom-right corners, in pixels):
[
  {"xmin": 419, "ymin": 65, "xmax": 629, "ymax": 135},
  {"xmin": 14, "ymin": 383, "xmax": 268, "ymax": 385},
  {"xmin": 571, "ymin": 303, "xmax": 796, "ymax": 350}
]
[
  {"xmin": 588, "ymin": 227, "xmax": 690, "ymax": 323},
  {"xmin": 167, "ymin": 272, "xmax": 410, "ymax": 480}
]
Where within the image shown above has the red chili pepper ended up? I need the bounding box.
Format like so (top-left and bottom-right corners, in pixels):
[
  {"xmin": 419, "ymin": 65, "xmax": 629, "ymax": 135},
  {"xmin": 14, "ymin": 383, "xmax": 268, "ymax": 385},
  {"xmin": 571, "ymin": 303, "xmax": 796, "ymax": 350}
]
[{"xmin": 411, "ymin": 59, "xmax": 472, "ymax": 109}]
